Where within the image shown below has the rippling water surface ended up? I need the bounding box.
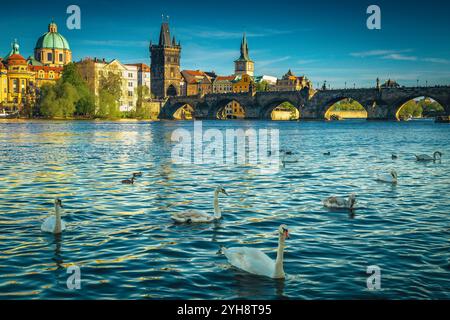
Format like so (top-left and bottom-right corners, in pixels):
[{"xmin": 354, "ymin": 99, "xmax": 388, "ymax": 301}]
[{"xmin": 0, "ymin": 119, "xmax": 449, "ymax": 299}]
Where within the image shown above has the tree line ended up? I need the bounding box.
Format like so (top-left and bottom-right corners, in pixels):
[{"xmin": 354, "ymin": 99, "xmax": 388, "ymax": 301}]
[{"xmin": 34, "ymin": 63, "xmax": 152, "ymax": 119}]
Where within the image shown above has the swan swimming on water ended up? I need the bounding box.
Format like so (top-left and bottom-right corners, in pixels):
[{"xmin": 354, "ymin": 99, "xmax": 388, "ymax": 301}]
[
  {"xmin": 376, "ymin": 169, "xmax": 398, "ymax": 184},
  {"xmin": 221, "ymin": 225, "xmax": 289, "ymax": 279},
  {"xmin": 323, "ymin": 193, "xmax": 356, "ymax": 210},
  {"xmin": 415, "ymin": 151, "xmax": 442, "ymax": 162},
  {"xmin": 41, "ymin": 198, "xmax": 66, "ymax": 234},
  {"xmin": 171, "ymin": 186, "xmax": 228, "ymax": 223}
]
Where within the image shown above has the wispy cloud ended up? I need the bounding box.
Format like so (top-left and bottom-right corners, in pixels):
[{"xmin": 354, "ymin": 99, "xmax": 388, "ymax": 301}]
[
  {"xmin": 381, "ymin": 53, "xmax": 418, "ymax": 61},
  {"xmin": 422, "ymin": 57, "xmax": 450, "ymax": 64},
  {"xmin": 177, "ymin": 27, "xmax": 296, "ymax": 40},
  {"xmin": 297, "ymin": 59, "xmax": 319, "ymax": 65},
  {"xmin": 80, "ymin": 40, "xmax": 149, "ymax": 47},
  {"xmin": 350, "ymin": 49, "xmax": 412, "ymax": 58},
  {"xmin": 258, "ymin": 56, "xmax": 291, "ymax": 67},
  {"xmin": 351, "ymin": 49, "xmax": 450, "ymax": 65}
]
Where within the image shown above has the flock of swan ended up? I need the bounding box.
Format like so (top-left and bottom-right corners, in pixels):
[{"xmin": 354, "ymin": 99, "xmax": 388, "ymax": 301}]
[{"xmin": 40, "ymin": 150, "xmax": 442, "ymax": 280}]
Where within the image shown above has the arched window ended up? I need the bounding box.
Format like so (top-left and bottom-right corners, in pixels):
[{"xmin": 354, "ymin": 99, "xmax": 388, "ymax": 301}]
[{"xmin": 166, "ymin": 84, "xmax": 177, "ymax": 96}]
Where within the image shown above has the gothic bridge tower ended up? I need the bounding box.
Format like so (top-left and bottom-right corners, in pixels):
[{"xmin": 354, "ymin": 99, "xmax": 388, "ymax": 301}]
[{"xmin": 150, "ymin": 20, "xmax": 181, "ymax": 98}]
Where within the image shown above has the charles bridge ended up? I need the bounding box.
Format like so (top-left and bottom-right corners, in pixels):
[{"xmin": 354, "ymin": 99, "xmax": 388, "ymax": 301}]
[{"xmin": 158, "ymin": 86, "xmax": 450, "ymax": 120}]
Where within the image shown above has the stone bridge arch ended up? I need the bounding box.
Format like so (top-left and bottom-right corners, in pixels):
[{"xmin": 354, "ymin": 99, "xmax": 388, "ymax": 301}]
[
  {"xmin": 159, "ymin": 101, "xmax": 196, "ymax": 120},
  {"xmin": 388, "ymin": 93, "xmax": 449, "ymax": 120},
  {"xmin": 205, "ymin": 94, "xmax": 256, "ymax": 119},
  {"xmin": 158, "ymin": 86, "xmax": 450, "ymax": 120},
  {"xmin": 260, "ymin": 98, "xmax": 302, "ymax": 119},
  {"xmin": 305, "ymin": 90, "xmax": 377, "ymax": 119}
]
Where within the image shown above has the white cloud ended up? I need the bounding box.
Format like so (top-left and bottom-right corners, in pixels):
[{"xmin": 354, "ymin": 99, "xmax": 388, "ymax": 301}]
[
  {"xmin": 80, "ymin": 40, "xmax": 149, "ymax": 47},
  {"xmin": 351, "ymin": 49, "xmax": 450, "ymax": 65},
  {"xmin": 381, "ymin": 53, "xmax": 418, "ymax": 61},
  {"xmin": 422, "ymin": 57, "xmax": 450, "ymax": 64},
  {"xmin": 177, "ymin": 27, "xmax": 296, "ymax": 40},
  {"xmin": 350, "ymin": 49, "xmax": 412, "ymax": 58}
]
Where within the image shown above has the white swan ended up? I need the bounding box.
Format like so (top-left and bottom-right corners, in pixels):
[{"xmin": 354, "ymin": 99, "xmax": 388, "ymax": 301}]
[
  {"xmin": 376, "ymin": 169, "xmax": 398, "ymax": 184},
  {"xmin": 415, "ymin": 151, "xmax": 442, "ymax": 162},
  {"xmin": 221, "ymin": 225, "xmax": 289, "ymax": 279},
  {"xmin": 323, "ymin": 193, "xmax": 356, "ymax": 210},
  {"xmin": 171, "ymin": 186, "xmax": 228, "ymax": 223},
  {"xmin": 41, "ymin": 198, "xmax": 66, "ymax": 234}
]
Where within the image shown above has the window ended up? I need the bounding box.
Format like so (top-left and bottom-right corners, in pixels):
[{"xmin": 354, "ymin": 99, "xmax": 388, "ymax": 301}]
[
  {"xmin": 59, "ymin": 53, "xmax": 63, "ymax": 62},
  {"xmin": 128, "ymin": 73, "xmax": 133, "ymax": 78},
  {"xmin": 128, "ymin": 82, "xmax": 133, "ymax": 87},
  {"xmin": 128, "ymin": 91, "xmax": 133, "ymax": 97},
  {"xmin": 47, "ymin": 53, "xmax": 52, "ymax": 61}
]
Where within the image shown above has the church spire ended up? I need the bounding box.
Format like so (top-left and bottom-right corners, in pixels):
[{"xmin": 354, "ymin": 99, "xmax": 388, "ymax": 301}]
[{"xmin": 239, "ymin": 33, "xmax": 250, "ymax": 61}]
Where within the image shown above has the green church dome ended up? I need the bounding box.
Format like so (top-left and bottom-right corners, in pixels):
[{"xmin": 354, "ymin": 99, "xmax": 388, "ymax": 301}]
[{"xmin": 35, "ymin": 22, "xmax": 70, "ymax": 50}]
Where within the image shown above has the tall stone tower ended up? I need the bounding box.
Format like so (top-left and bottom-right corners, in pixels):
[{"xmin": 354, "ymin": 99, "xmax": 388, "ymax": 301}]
[
  {"xmin": 234, "ymin": 33, "xmax": 254, "ymax": 77},
  {"xmin": 150, "ymin": 21, "xmax": 181, "ymax": 98}
]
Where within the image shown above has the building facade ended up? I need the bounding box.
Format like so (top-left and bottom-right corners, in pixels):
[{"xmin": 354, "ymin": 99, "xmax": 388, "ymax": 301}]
[
  {"xmin": 1, "ymin": 21, "xmax": 72, "ymax": 110},
  {"xmin": 213, "ymin": 76, "xmax": 236, "ymax": 93},
  {"xmin": 126, "ymin": 63, "xmax": 151, "ymax": 92},
  {"xmin": 76, "ymin": 58, "xmax": 138, "ymax": 112},
  {"xmin": 181, "ymin": 70, "xmax": 215, "ymax": 96},
  {"xmin": 1, "ymin": 41, "xmax": 35, "ymax": 108},
  {"xmin": 232, "ymin": 74, "xmax": 254, "ymax": 93},
  {"xmin": 275, "ymin": 69, "xmax": 312, "ymax": 91},
  {"xmin": 150, "ymin": 22, "xmax": 182, "ymax": 98},
  {"xmin": 0, "ymin": 61, "xmax": 7, "ymax": 104},
  {"xmin": 220, "ymin": 101, "xmax": 245, "ymax": 119},
  {"xmin": 234, "ymin": 34, "xmax": 254, "ymax": 77}
]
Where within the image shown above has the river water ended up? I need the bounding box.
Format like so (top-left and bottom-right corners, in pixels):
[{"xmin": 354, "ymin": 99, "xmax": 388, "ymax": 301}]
[{"xmin": 0, "ymin": 119, "xmax": 449, "ymax": 299}]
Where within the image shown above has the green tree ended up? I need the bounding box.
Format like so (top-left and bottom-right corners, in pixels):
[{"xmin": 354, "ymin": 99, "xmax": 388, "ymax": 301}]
[
  {"xmin": 61, "ymin": 63, "xmax": 95, "ymax": 117},
  {"xmin": 418, "ymin": 98, "xmax": 445, "ymax": 117},
  {"xmin": 97, "ymin": 72, "xmax": 122, "ymax": 119},
  {"xmin": 39, "ymin": 82, "xmax": 78, "ymax": 118},
  {"xmin": 398, "ymin": 100, "xmax": 422, "ymax": 118},
  {"xmin": 135, "ymin": 85, "xmax": 150, "ymax": 118},
  {"xmin": 256, "ymin": 80, "xmax": 269, "ymax": 92},
  {"xmin": 38, "ymin": 63, "xmax": 95, "ymax": 118}
]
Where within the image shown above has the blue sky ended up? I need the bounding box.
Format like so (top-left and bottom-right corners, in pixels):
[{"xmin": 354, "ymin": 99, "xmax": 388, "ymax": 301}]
[{"xmin": 1, "ymin": 0, "xmax": 449, "ymax": 87}]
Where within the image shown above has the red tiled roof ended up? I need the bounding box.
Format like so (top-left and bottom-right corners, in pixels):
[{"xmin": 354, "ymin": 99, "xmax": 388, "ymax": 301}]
[
  {"xmin": 126, "ymin": 63, "xmax": 151, "ymax": 72},
  {"xmin": 30, "ymin": 65, "xmax": 64, "ymax": 72},
  {"xmin": 6, "ymin": 54, "xmax": 27, "ymax": 64},
  {"xmin": 183, "ymin": 69, "xmax": 206, "ymax": 77},
  {"xmin": 215, "ymin": 76, "xmax": 235, "ymax": 81}
]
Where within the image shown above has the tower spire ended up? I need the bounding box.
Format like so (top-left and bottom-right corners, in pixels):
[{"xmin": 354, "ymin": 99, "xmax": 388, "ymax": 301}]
[
  {"xmin": 158, "ymin": 20, "xmax": 172, "ymax": 46},
  {"xmin": 239, "ymin": 33, "xmax": 250, "ymax": 61}
]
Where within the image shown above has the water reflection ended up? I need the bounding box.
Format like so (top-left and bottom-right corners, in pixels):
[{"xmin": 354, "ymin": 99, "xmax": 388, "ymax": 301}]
[
  {"xmin": 0, "ymin": 120, "xmax": 449, "ymax": 299},
  {"xmin": 229, "ymin": 271, "xmax": 287, "ymax": 299}
]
